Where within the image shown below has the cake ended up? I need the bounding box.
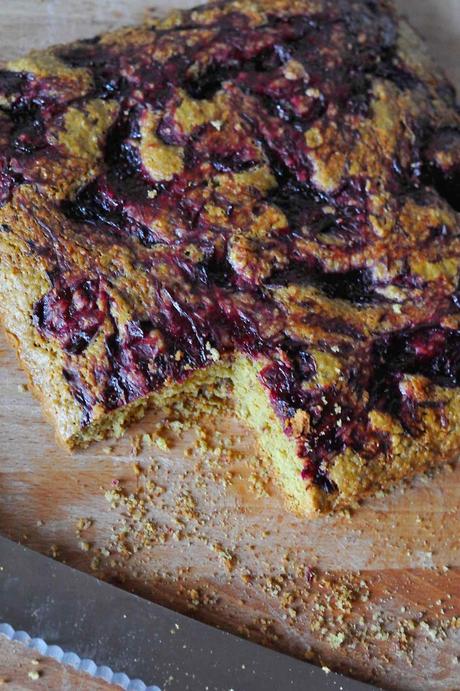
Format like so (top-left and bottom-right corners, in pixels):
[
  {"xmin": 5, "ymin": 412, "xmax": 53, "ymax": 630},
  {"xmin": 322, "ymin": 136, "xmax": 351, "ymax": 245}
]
[{"xmin": 0, "ymin": 0, "xmax": 459, "ymax": 514}]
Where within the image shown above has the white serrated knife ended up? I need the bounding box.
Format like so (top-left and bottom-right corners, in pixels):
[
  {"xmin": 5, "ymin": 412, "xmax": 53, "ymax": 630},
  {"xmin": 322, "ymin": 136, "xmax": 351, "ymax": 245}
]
[{"xmin": 0, "ymin": 536, "xmax": 377, "ymax": 690}]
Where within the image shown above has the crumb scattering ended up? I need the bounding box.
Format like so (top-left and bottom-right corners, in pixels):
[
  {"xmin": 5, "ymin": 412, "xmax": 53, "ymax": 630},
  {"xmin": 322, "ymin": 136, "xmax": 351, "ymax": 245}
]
[{"xmin": 1, "ymin": 0, "xmax": 460, "ymax": 517}]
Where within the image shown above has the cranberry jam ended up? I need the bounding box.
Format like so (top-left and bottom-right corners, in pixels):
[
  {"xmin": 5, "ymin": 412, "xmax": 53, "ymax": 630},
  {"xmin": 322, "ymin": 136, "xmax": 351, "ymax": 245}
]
[{"xmin": 1, "ymin": 0, "xmax": 460, "ymax": 494}]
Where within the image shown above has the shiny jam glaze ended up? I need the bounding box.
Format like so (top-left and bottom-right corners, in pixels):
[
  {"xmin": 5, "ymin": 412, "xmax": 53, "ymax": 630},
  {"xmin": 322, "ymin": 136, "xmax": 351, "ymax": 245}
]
[
  {"xmin": 33, "ymin": 277, "xmax": 109, "ymax": 355},
  {"xmin": 1, "ymin": 0, "xmax": 460, "ymax": 493}
]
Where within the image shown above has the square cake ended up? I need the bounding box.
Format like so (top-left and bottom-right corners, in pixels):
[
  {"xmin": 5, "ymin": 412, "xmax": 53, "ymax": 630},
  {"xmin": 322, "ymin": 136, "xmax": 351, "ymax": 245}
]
[{"xmin": 1, "ymin": 0, "xmax": 460, "ymax": 514}]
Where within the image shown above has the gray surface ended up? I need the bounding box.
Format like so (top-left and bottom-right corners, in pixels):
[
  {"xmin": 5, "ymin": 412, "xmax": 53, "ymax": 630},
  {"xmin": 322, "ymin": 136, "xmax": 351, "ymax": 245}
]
[{"xmin": 0, "ymin": 537, "xmax": 377, "ymax": 690}]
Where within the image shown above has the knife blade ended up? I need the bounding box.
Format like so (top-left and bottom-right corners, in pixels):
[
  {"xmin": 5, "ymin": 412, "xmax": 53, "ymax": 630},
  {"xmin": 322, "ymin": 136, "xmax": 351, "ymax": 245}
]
[{"xmin": 0, "ymin": 536, "xmax": 376, "ymax": 690}]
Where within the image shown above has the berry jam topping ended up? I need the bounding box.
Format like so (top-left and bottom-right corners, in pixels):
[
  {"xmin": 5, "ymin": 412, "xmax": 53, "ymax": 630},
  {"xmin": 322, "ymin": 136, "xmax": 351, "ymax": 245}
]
[
  {"xmin": 267, "ymin": 264, "xmax": 378, "ymax": 304},
  {"xmin": 0, "ymin": 72, "xmax": 68, "ymax": 205},
  {"xmin": 57, "ymin": 42, "xmax": 128, "ymax": 100},
  {"xmin": 33, "ymin": 278, "xmax": 108, "ymax": 355},
  {"xmin": 373, "ymin": 326, "xmax": 460, "ymax": 390},
  {"xmin": 258, "ymin": 344, "xmax": 387, "ymax": 490},
  {"xmin": 370, "ymin": 326, "xmax": 460, "ymax": 435},
  {"xmin": 96, "ymin": 282, "xmax": 281, "ymax": 413},
  {"xmin": 2, "ymin": 0, "xmax": 460, "ymax": 493},
  {"xmin": 423, "ymin": 127, "xmax": 460, "ymax": 212}
]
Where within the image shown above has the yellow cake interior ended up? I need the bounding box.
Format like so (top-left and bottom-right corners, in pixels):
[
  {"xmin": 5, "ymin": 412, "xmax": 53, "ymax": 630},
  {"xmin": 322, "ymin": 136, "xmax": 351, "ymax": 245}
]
[{"xmin": 69, "ymin": 353, "xmax": 323, "ymax": 513}]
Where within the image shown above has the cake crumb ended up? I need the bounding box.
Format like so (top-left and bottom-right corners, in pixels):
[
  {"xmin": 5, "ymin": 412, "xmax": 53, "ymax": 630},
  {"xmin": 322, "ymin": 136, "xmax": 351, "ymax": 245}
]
[
  {"xmin": 76, "ymin": 517, "xmax": 92, "ymax": 532},
  {"xmin": 49, "ymin": 544, "xmax": 59, "ymax": 559},
  {"xmin": 289, "ymin": 409, "xmax": 310, "ymax": 437},
  {"xmin": 154, "ymin": 434, "xmax": 170, "ymax": 451}
]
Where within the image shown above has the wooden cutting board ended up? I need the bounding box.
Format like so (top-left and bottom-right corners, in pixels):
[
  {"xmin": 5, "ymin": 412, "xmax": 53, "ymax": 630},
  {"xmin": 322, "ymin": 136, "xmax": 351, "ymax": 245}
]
[{"xmin": 1, "ymin": 2, "xmax": 460, "ymax": 690}]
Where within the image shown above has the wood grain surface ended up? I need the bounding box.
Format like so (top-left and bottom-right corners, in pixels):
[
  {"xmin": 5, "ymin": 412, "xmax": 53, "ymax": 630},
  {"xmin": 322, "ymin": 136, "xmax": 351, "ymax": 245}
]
[
  {"xmin": 0, "ymin": 636, "xmax": 114, "ymax": 690},
  {"xmin": 1, "ymin": 2, "xmax": 460, "ymax": 690}
]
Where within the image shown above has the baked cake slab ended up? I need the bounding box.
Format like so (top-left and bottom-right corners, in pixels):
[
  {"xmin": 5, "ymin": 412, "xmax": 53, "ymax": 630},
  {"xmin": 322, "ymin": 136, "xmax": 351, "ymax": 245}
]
[{"xmin": 1, "ymin": 0, "xmax": 460, "ymax": 513}]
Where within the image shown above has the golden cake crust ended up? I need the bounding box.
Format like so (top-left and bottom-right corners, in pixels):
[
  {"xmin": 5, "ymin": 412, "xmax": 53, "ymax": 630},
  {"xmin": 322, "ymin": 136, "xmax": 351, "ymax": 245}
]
[{"xmin": 1, "ymin": 0, "xmax": 460, "ymax": 513}]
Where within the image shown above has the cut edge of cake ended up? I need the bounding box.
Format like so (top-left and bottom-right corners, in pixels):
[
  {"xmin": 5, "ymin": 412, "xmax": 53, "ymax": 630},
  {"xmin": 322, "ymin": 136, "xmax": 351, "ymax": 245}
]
[{"xmin": 2, "ymin": 240, "xmax": 458, "ymax": 517}]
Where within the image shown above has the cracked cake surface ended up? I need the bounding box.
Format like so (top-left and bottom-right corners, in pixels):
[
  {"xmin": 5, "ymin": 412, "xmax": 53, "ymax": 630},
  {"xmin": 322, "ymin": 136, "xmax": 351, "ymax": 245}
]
[{"xmin": 0, "ymin": 0, "xmax": 460, "ymax": 513}]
